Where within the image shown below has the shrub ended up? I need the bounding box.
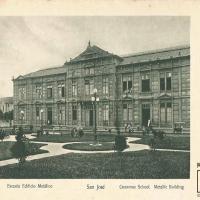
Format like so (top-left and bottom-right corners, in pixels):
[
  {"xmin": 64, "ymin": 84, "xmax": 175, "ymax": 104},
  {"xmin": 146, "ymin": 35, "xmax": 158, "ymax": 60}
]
[
  {"xmin": 0, "ymin": 130, "xmax": 6, "ymax": 142},
  {"xmin": 10, "ymin": 141, "xmax": 27, "ymax": 163},
  {"xmin": 78, "ymin": 129, "xmax": 84, "ymax": 137},
  {"xmin": 30, "ymin": 125, "xmax": 33, "ymax": 131},
  {"xmin": 10, "ymin": 127, "xmax": 29, "ymax": 164},
  {"xmin": 152, "ymin": 129, "xmax": 165, "ymax": 140},
  {"xmin": 114, "ymin": 135, "xmax": 127, "ymax": 152}
]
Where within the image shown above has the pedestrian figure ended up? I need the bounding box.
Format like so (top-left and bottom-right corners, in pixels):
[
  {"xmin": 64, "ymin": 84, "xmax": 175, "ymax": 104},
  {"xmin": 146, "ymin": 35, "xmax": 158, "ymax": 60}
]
[
  {"xmin": 71, "ymin": 128, "xmax": 75, "ymax": 138},
  {"xmin": 150, "ymin": 138, "xmax": 156, "ymax": 151},
  {"xmin": 77, "ymin": 127, "xmax": 84, "ymax": 137},
  {"xmin": 124, "ymin": 123, "xmax": 128, "ymax": 133},
  {"xmin": 142, "ymin": 126, "xmax": 146, "ymax": 136}
]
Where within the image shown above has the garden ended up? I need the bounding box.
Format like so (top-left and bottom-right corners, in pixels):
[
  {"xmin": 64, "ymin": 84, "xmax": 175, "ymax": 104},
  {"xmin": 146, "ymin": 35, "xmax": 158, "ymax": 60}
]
[
  {"xmin": 0, "ymin": 127, "xmax": 190, "ymax": 179},
  {"xmin": 0, "ymin": 150, "xmax": 190, "ymax": 179}
]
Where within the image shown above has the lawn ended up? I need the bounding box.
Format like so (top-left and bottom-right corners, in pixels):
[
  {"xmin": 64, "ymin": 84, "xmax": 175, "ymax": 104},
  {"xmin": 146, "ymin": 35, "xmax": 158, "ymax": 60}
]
[
  {"xmin": 31, "ymin": 133, "xmax": 115, "ymax": 143},
  {"xmin": 0, "ymin": 150, "xmax": 189, "ymax": 179},
  {"xmin": 63, "ymin": 142, "xmax": 115, "ymax": 151},
  {"xmin": 0, "ymin": 141, "xmax": 48, "ymax": 161},
  {"xmin": 131, "ymin": 135, "xmax": 190, "ymax": 150}
]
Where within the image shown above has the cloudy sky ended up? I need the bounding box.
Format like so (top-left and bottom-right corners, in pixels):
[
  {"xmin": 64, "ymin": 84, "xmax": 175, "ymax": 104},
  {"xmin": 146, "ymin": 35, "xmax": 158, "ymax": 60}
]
[{"xmin": 0, "ymin": 16, "xmax": 189, "ymax": 97}]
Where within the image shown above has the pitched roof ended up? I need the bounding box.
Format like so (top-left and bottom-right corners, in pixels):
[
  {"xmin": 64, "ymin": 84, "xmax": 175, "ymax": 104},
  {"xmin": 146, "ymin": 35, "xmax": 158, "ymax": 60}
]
[
  {"xmin": 14, "ymin": 44, "xmax": 190, "ymax": 80},
  {"xmin": 120, "ymin": 45, "xmax": 190, "ymax": 66},
  {"xmin": 68, "ymin": 44, "xmax": 122, "ymax": 63},
  {"xmin": 0, "ymin": 97, "xmax": 13, "ymax": 103},
  {"xmin": 16, "ymin": 65, "xmax": 67, "ymax": 80}
]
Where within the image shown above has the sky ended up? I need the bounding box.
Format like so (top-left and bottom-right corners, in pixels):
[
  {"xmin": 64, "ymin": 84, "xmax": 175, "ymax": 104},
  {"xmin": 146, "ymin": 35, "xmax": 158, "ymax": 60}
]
[{"xmin": 0, "ymin": 16, "xmax": 190, "ymax": 97}]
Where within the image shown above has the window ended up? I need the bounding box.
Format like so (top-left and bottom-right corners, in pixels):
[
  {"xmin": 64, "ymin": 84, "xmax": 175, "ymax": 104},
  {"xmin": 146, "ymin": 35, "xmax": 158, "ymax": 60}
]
[
  {"xmin": 36, "ymin": 107, "xmax": 44, "ymax": 122},
  {"xmin": 85, "ymin": 79, "xmax": 94, "ymax": 95},
  {"xmin": 90, "ymin": 68, "xmax": 94, "ymax": 75},
  {"xmin": 103, "ymin": 77, "xmax": 109, "ymax": 95},
  {"xmin": 160, "ymin": 72, "xmax": 172, "ymax": 91},
  {"xmin": 123, "ymin": 104, "xmax": 128, "ymax": 121},
  {"xmin": 47, "ymin": 86, "xmax": 53, "ymax": 98},
  {"xmin": 85, "ymin": 67, "xmax": 94, "ymax": 75},
  {"xmin": 141, "ymin": 73, "xmax": 150, "ymax": 92},
  {"xmin": 160, "ymin": 102, "xmax": 172, "ymax": 124},
  {"xmin": 72, "ymin": 80, "xmax": 77, "ymax": 97},
  {"xmin": 85, "ymin": 80, "xmax": 90, "ymax": 95},
  {"xmin": 123, "ymin": 76, "xmax": 132, "ymax": 93},
  {"xmin": 103, "ymin": 105, "xmax": 109, "ymax": 126},
  {"xmin": 166, "ymin": 72, "xmax": 172, "ymax": 91},
  {"xmin": 90, "ymin": 80, "xmax": 94, "ymax": 94},
  {"xmin": 72, "ymin": 104, "xmax": 77, "ymax": 121},
  {"xmin": 58, "ymin": 83, "xmax": 65, "ymax": 98},
  {"xmin": 160, "ymin": 75, "xmax": 165, "ymax": 91},
  {"xmin": 36, "ymin": 85, "xmax": 42, "ymax": 99},
  {"xmin": 36, "ymin": 107, "xmax": 40, "ymax": 120},
  {"xmin": 123, "ymin": 104, "xmax": 132, "ymax": 121},
  {"xmin": 160, "ymin": 103, "xmax": 165, "ymax": 123},
  {"xmin": 58, "ymin": 105, "xmax": 65, "ymax": 125},
  {"xmin": 166, "ymin": 102, "xmax": 172, "ymax": 123},
  {"xmin": 19, "ymin": 87, "xmax": 26, "ymax": 99}
]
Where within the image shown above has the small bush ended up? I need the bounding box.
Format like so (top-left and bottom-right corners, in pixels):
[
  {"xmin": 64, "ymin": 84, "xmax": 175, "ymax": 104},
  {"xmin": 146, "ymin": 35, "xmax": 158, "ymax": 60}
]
[
  {"xmin": 10, "ymin": 127, "xmax": 29, "ymax": 164},
  {"xmin": 114, "ymin": 135, "xmax": 127, "ymax": 152},
  {"xmin": 0, "ymin": 131, "xmax": 6, "ymax": 142},
  {"xmin": 152, "ymin": 129, "xmax": 165, "ymax": 140},
  {"xmin": 10, "ymin": 141, "xmax": 27, "ymax": 163}
]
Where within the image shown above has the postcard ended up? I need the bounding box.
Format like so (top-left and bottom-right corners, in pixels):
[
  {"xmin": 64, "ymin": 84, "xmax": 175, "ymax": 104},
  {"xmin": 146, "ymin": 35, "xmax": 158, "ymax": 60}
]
[{"xmin": 0, "ymin": 0, "xmax": 198, "ymax": 199}]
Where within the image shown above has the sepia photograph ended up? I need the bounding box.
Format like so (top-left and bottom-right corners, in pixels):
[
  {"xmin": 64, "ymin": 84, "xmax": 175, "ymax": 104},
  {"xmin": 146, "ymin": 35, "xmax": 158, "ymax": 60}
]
[{"xmin": 0, "ymin": 16, "xmax": 190, "ymax": 179}]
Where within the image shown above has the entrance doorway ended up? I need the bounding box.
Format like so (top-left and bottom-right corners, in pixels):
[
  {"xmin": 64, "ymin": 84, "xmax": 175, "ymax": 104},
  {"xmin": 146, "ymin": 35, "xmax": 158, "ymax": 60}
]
[
  {"xmin": 85, "ymin": 109, "xmax": 94, "ymax": 127},
  {"xmin": 142, "ymin": 104, "xmax": 150, "ymax": 127},
  {"xmin": 89, "ymin": 109, "xmax": 93, "ymax": 126},
  {"xmin": 47, "ymin": 107, "xmax": 53, "ymax": 125}
]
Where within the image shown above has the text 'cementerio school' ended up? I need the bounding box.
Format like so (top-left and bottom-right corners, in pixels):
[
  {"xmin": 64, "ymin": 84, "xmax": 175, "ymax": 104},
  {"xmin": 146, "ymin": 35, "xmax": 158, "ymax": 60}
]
[{"xmin": 13, "ymin": 42, "xmax": 190, "ymax": 133}]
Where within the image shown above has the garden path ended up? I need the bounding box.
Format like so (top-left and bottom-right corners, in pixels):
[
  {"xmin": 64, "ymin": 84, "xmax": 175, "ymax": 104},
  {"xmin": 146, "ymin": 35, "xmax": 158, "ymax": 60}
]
[{"xmin": 0, "ymin": 135, "xmax": 189, "ymax": 167}]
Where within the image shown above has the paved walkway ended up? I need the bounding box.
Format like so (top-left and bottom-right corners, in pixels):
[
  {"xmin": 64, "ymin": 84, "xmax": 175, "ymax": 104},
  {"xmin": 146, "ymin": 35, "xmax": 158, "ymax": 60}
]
[{"xmin": 0, "ymin": 135, "xmax": 189, "ymax": 167}]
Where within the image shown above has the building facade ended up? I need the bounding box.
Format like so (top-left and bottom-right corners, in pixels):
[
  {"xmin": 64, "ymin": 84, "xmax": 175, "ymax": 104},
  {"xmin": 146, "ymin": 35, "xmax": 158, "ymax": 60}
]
[
  {"xmin": 13, "ymin": 43, "xmax": 190, "ymax": 133},
  {"xmin": 0, "ymin": 97, "xmax": 13, "ymax": 113}
]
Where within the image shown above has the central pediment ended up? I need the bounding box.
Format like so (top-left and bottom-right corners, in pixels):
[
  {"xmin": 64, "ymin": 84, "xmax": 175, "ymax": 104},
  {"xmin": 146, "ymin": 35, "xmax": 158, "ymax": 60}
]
[{"xmin": 67, "ymin": 42, "xmax": 122, "ymax": 63}]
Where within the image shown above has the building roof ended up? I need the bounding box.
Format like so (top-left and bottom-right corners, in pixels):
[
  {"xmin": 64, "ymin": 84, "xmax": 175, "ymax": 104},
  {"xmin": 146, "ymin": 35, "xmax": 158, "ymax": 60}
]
[
  {"xmin": 0, "ymin": 97, "xmax": 13, "ymax": 104},
  {"xmin": 15, "ymin": 65, "xmax": 67, "ymax": 80},
  {"xmin": 14, "ymin": 44, "xmax": 190, "ymax": 80},
  {"xmin": 120, "ymin": 45, "xmax": 190, "ymax": 66}
]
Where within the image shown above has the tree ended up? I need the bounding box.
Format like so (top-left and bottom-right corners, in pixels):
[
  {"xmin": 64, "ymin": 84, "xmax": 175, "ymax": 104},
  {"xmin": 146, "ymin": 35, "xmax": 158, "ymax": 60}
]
[
  {"xmin": 114, "ymin": 135, "xmax": 128, "ymax": 152},
  {"xmin": 0, "ymin": 130, "xmax": 5, "ymax": 142},
  {"xmin": 10, "ymin": 127, "xmax": 29, "ymax": 164},
  {"xmin": 4, "ymin": 110, "xmax": 13, "ymax": 121},
  {"xmin": 0, "ymin": 110, "xmax": 3, "ymax": 120}
]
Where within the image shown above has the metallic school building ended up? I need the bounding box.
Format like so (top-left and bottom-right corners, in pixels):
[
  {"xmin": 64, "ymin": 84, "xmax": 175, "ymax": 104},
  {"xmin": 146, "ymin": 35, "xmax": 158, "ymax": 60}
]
[{"xmin": 13, "ymin": 43, "xmax": 190, "ymax": 133}]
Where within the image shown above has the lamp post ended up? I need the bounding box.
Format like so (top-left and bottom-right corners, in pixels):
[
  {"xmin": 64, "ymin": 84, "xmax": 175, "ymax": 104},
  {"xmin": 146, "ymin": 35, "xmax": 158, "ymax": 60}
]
[
  {"xmin": 91, "ymin": 88, "xmax": 99, "ymax": 142},
  {"xmin": 40, "ymin": 109, "xmax": 44, "ymax": 128},
  {"xmin": 20, "ymin": 110, "xmax": 24, "ymax": 127}
]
